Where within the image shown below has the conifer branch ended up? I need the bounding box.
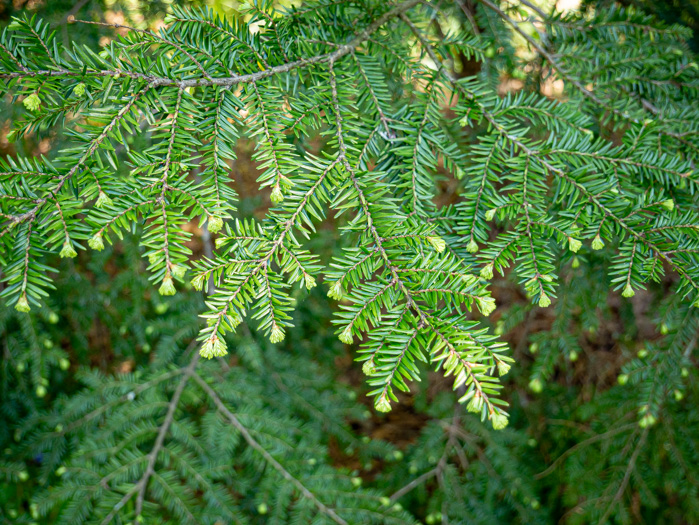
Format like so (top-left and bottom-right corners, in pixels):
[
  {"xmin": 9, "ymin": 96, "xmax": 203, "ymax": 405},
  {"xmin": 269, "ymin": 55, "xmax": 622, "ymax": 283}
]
[
  {"xmin": 133, "ymin": 351, "xmax": 200, "ymax": 517},
  {"xmin": 1, "ymin": 84, "xmax": 153, "ymax": 232},
  {"xmin": 192, "ymin": 372, "xmax": 349, "ymax": 525},
  {"xmin": 329, "ymin": 62, "xmax": 498, "ymax": 416},
  {"xmin": 404, "ymin": 18, "xmax": 698, "ymax": 296},
  {"xmin": 0, "ymin": 0, "xmax": 421, "ymax": 88},
  {"xmin": 597, "ymin": 427, "xmax": 649, "ymax": 525}
]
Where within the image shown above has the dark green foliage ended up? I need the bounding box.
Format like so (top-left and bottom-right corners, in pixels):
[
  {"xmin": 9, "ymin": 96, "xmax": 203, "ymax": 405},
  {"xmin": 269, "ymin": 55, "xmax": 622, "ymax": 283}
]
[{"xmin": 1, "ymin": 0, "xmax": 698, "ymax": 523}]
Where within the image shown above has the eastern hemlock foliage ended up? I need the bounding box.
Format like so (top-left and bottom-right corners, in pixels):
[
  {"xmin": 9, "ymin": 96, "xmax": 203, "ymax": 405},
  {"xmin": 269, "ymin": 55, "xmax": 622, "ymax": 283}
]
[{"xmin": 0, "ymin": 0, "xmax": 698, "ymax": 524}]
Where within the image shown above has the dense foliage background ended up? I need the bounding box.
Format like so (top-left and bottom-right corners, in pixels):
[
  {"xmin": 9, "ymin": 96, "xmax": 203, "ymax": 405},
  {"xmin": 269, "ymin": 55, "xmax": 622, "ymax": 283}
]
[{"xmin": 1, "ymin": 0, "xmax": 698, "ymax": 524}]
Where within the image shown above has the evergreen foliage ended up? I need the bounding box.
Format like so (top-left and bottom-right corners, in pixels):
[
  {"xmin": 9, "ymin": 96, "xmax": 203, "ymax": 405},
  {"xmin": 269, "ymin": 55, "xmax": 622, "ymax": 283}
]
[{"xmin": 0, "ymin": 0, "xmax": 698, "ymax": 523}]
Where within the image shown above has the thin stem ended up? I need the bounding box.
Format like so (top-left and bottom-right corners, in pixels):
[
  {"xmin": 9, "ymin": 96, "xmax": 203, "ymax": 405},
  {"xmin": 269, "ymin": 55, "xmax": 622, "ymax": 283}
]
[
  {"xmin": 192, "ymin": 373, "xmax": 349, "ymax": 525},
  {"xmin": 134, "ymin": 350, "xmax": 200, "ymax": 517}
]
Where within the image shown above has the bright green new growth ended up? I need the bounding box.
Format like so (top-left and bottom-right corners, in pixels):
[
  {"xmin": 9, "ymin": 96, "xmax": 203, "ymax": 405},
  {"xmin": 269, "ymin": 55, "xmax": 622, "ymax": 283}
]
[{"xmin": 0, "ymin": 0, "xmax": 698, "ymax": 438}]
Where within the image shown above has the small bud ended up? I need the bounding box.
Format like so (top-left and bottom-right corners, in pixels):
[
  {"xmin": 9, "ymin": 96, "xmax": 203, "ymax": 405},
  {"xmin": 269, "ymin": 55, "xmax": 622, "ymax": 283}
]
[
  {"xmin": 480, "ymin": 263, "xmax": 494, "ymax": 280},
  {"xmin": 88, "ymin": 232, "xmax": 105, "ymax": 251},
  {"xmin": 591, "ymin": 235, "xmax": 604, "ymax": 250},
  {"xmin": 19, "ymin": 470, "xmax": 29, "ymax": 482},
  {"xmin": 15, "ymin": 293, "xmax": 31, "ymax": 313},
  {"xmin": 270, "ymin": 324, "xmax": 285, "ymax": 344},
  {"xmin": 59, "ymin": 358, "xmax": 70, "ymax": 370},
  {"xmin": 568, "ymin": 237, "xmax": 582, "ymax": 253},
  {"xmin": 637, "ymin": 349, "xmax": 648, "ymax": 358},
  {"xmin": 257, "ymin": 503, "xmax": 268, "ymax": 515},
  {"xmin": 164, "ymin": 14, "xmax": 176, "ymax": 24},
  {"xmin": 159, "ymin": 275, "xmax": 176, "ymax": 296},
  {"xmin": 529, "ymin": 378, "xmax": 543, "ymax": 393},
  {"xmin": 207, "ymin": 215, "xmax": 223, "ymax": 234},
  {"xmin": 215, "ymin": 237, "xmax": 226, "ymax": 249},
  {"xmin": 304, "ymin": 273, "xmax": 316, "ymax": 290},
  {"xmin": 529, "ymin": 342, "xmax": 538, "ymax": 354},
  {"xmin": 170, "ymin": 264, "xmax": 186, "ymax": 279},
  {"xmin": 73, "ymin": 82, "xmax": 86, "ymax": 97},
  {"xmin": 660, "ymin": 323, "xmax": 669, "ymax": 335},
  {"xmin": 538, "ymin": 293, "xmax": 551, "ymax": 308},
  {"xmin": 327, "ymin": 280, "xmax": 344, "ymax": 300},
  {"xmin": 463, "ymin": 271, "xmax": 479, "ymax": 283},
  {"xmin": 491, "ymin": 412, "xmax": 509, "ymax": 430},
  {"xmin": 339, "ymin": 324, "xmax": 353, "ymax": 344},
  {"xmin": 60, "ymin": 240, "xmax": 77, "ymax": 259},
  {"xmin": 23, "ymin": 92, "xmax": 41, "ymax": 112},
  {"xmin": 270, "ymin": 184, "xmax": 284, "ymax": 204},
  {"xmin": 375, "ymin": 395, "xmax": 391, "ymax": 413},
  {"xmin": 571, "ymin": 256, "xmax": 580, "ymax": 269},
  {"xmin": 36, "ymin": 385, "xmax": 47, "ymax": 398},
  {"xmin": 569, "ymin": 350, "xmax": 578, "ymax": 362},
  {"xmin": 466, "ymin": 238, "xmax": 479, "ymax": 253},
  {"xmin": 426, "ymin": 236, "xmax": 446, "ymax": 253},
  {"xmin": 191, "ymin": 274, "xmax": 206, "ymax": 291},
  {"xmin": 95, "ymin": 191, "xmax": 113, "ymax": 208},
  {"xmin": 48, "ymin": 312, "xmax": 59, "ymax": 324},
  {"xmin": 621, "ymin": 283, "xmax": 635, "ymax": 298},
  {"xmin": 477, "ymin": 296, "xmax": 496, "ymax": 316},
  {"xmin": 494, "ymin": 320, "xmax": 504, "ymax": 335},
  {"xmin": 682, "ymin": 367, "xmax": 689, "ymax": 377},
  {"xmin": 200, "ymin": 335, "xmax": 227, "ymax": 359},
  {"xmin": 55, "ymin": 466, "xmax": 66, "ymax": 476},
  {"xmin": 351, "ymin": 477, "xmax": 362, "ymax": 487},
  {"xmin": 497, "ymin": 359, "xmax": 511, "ymax": 376},
  {"xmin": 225, "ymin": 312, "xmax": 242, "ymax": 329},
  {"xmin": 466, "ymin": 393, "xmax": 482, "ymax": 413},
  {"xmin": 674, "ymin": 389, "xmax": 684, "ymax": 401},
  {"xmin": 379, "ymin": 496, "xmax": 391, "ymax": 507},
  {"xmin": 638, "ymin": 412, "xmax": 657, "ymax": 428},
  {"xmin": 485, "ymin": 208, "xmax": 496, "ymax": 221},
  {"xmin": 661, "ymin": 199, "xmax": 674, "ymax": 212},
  {"xmin": 362, "ymin": 359, "xmax": 376, "ymax": 376}
]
